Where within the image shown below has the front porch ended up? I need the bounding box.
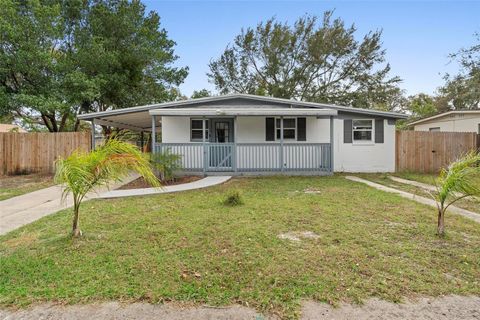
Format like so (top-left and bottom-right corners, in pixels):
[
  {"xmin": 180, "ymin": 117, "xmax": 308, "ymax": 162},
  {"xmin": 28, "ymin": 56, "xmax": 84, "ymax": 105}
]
[
  {"xmin": 150, "ymin": 107, "xmax": 336, "ymax": 174},
  {"xmin": 155, "ymin": 142, "xmax": 332, "ymax": 174}
]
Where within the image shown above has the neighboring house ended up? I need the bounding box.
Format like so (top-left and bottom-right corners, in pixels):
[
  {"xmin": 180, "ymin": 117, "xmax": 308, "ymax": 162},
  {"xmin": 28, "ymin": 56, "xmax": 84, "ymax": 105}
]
[
  {"xmin": 0, "ymin": 124, "xmax": 26, "ymax": 133},
  {"xmin": 409, "ymin": 110, "xmax": 480, "ymax": 133},
  {"xmin": 78, "ymin": 94, "xmax": 407, "ymax": 173}
]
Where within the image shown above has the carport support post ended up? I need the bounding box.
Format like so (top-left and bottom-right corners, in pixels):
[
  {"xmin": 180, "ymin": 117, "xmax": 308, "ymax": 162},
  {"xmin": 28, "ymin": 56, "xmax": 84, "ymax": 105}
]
[
  {"xmin": 280, "ymin": 116, "xmax": 284, "ymax": 172},
  {"xmin": 140, "ymin": 131, "xmax": 144, "ymax": 152},
  {"xmin": 151, "ymin": 115, "xmax": 156, "ymax": 154},
  {"xmin": 91, "ymin": 119, "xmax": 95, "ymax": 150}
]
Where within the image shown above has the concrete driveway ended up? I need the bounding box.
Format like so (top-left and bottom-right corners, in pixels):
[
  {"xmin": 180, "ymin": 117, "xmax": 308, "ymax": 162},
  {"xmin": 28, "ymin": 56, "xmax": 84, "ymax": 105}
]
[{"xmin": 0, "ymin": 175, "xmax": 138, "ymax": 236}]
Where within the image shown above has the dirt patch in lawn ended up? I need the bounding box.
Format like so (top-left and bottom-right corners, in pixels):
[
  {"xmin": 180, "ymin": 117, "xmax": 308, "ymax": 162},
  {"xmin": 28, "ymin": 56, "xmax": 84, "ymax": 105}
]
[
  {"xmin": 118, "ymin": 175, "xmax": 202, "ymax": 189},
  {"xmin": 2, "ymin": 296, "xmax": 479, "ymax": 320}
]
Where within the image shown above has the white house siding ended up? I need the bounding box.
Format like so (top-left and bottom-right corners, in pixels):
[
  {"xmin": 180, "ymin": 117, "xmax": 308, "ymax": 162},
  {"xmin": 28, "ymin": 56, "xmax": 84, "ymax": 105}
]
[
  {"xmin": 161, "ymin": 116, "xmax": 331, "ymax": 143},
  {"xmin": 413, "ymin": 114, "xmax": 480, "ymax": 133},
  {"xmin": 333, "ymin": 118, "xmax": 396, "ymax": 172},
  {"xmin": 161, "ymin": 116, "xmax": 191, "ymax": 143}
]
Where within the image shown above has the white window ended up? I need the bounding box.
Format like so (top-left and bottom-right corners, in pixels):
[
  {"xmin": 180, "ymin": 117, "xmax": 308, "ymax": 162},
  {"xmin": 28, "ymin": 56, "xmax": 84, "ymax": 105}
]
[
  {"xmin": 191, "ymin": 119, "xmax": 209, "ymax": 141},
  {"xmin": 276, "ymin": 118, "xmax": 296, "ymax": 140},
  {"xmin": 429, "ymin": 127, "xmax": 440, "ymax": 132},
  {"xmin": 352, "ymin": 120, "xmax": 373, "ymax": 142}
]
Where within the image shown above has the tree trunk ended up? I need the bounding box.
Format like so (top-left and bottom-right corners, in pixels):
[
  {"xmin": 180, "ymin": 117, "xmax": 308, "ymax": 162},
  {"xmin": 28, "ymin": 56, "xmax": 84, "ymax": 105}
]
[
  {"xmin": 72, "ymin": 203, "xmax": 81, "ymax": 237},
  {"xmin": 437, "ymin": 207, "xmax": 445, "ymax": 236}
]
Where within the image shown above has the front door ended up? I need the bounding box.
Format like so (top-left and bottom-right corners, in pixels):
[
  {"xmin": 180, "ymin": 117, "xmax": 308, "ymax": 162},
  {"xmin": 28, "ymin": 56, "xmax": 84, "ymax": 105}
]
[{"xmin": 209, "ymin": 119, "xmax": 234, "ymax": 170}]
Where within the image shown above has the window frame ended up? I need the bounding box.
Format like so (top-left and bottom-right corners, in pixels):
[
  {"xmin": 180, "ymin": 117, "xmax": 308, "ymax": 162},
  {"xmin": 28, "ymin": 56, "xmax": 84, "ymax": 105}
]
[
  {"xmin": 352, "ymin": 119, "xmax": 374, "ymax": 145},
  {"xmin": 275, "ymin": 117, "xmax": 297, "ymax": 141},
  {"xmin": 429, "ymin": 127, "xmax": 440, "ymax": 132},
  {"xmin": 190, "ymin": 118, "xmax": 209, "ymax": 142}
]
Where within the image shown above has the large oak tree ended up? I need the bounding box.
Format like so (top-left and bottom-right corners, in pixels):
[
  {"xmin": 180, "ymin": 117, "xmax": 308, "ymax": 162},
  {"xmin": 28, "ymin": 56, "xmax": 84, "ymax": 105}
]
[
  {"xmin": 208, "ymin": 12, "xmax": 402, "ymax": 111},
  {"xmin": 0, "ymin": 0, "xmax": 188, "ymax": 132}
]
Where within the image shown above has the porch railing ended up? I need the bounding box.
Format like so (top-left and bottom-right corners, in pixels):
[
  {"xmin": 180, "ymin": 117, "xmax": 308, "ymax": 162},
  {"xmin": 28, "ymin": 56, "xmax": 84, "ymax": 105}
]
[{"xmin": 154, "ymin": 142, "xmax": 331, "ymax": 173}]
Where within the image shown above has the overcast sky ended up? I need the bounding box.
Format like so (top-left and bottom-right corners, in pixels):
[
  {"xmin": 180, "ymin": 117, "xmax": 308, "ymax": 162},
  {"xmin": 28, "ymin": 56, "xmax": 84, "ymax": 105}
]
[{"xmin": 143, "ymin": 0, "xmax": 479, "ymax": 97}]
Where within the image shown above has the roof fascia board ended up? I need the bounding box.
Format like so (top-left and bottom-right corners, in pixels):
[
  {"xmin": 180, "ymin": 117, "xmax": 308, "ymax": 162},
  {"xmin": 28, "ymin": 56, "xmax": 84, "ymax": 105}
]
[{"xmin": 149, "ymin": 108, "xmax": 337, "ymax": 116}]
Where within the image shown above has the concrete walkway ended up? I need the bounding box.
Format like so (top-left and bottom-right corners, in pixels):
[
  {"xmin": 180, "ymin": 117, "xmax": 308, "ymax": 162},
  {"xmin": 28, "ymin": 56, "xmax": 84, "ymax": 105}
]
[
  {"xmin": 98, "ymin": 176, "xmax": 232, "ymax": 199},
  {"xmin": 388, "ymin": 175, "xmax": 467, "ymax": 198},
  {"xmin": 0, "ymin": 174, "xmax": 139, "ymax": 236},
  {"xmin": 345, "ymin": 176, "xmax": 480, "ymax": 224}
]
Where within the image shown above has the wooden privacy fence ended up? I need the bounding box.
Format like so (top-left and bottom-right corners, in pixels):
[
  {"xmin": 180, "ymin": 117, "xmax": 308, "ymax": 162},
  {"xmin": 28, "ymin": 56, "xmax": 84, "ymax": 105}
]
[
  {"xmin": 0, "ymin": 132, "xmax": 91, "ymax": 175},
  {"xmin": 396, "ymin": 131, "xmax": 479, "ymax": 173}
]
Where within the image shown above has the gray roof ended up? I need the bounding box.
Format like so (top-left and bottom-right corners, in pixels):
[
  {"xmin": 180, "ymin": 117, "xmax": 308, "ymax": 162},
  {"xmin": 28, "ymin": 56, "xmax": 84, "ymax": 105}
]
[{"xmin": 78, "ymin": 94, "xmax": 408, "ymax": 120}]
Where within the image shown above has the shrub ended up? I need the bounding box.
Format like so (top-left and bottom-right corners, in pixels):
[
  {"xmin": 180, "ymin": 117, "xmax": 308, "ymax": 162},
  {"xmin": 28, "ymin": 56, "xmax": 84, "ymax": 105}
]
[
  {"xmin": 223, "ymin": 189, "xmax": 244, "ymax": 206},
  {"xmin": 151, "ymin": 150, "xmax": 182, "ymax": 182}
]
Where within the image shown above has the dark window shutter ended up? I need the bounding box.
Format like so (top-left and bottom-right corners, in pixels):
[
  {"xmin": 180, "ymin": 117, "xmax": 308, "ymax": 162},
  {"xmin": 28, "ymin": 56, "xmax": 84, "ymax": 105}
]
[
  {"xmin": 375, "ymin": 119, "xmax": 384, "ymax": 143},
  {"xmin": 344, "ymin": 119, "xmax": 352, "ymax": 143},
  {"xmin": 297, "ymin": 117, "xmax": 306, "ymax": 141},
  {"xmin": 265, "ymin": 117, "xmax": 275, "ymax": 141}
]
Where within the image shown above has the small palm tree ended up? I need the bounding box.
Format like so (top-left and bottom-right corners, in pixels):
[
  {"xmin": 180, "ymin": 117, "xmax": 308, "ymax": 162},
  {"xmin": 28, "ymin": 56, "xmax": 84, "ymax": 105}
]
[
  {"xmin": 432, "ymin": 151, "xmax": 480, "ymax": 236},
  {"xmin": 55, "ymin": 138, "xmax": 160, "ymax": 237}
]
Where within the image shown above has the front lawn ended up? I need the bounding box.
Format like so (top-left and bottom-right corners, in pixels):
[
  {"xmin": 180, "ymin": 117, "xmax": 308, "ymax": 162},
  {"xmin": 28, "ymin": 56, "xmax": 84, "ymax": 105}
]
[
  {"xmin": 0, "ymin": 174, "xmax": 54, "ymax": 201},
  {"xmin": 0, "ymin": 176, "xmax": 479, "ymax": 318}
]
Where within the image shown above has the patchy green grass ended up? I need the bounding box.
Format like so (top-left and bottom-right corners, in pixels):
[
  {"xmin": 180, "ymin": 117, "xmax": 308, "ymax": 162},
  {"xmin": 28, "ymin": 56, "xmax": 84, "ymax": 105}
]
[
  {"xmin": 0, "ymin": 174, "xmax": 54, "ymax": 201},
  {"xmin": 359, "ymin": 173, "xmax": 479, "ymax": 213},
  {"xmin": 1, "ymin": 176, "xmax": 479, "ymax": 318}
]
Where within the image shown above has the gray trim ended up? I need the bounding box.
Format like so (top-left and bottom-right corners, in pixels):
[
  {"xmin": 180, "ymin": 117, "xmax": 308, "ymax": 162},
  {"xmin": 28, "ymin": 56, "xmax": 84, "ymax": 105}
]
[
  {"xmin": 297, "ymin": 117, "xmax": 306, "ymax": 141},
  {"xmin": 78, "ymin": 94, "xmax": 407, "ymax": 120},
  {"xmin": 344, "ymin": 119, "xmax": 353, "ymax": 143},
  {"xmin": 375, "ymin": 119, "xmax": 384, "ymax": 143}
]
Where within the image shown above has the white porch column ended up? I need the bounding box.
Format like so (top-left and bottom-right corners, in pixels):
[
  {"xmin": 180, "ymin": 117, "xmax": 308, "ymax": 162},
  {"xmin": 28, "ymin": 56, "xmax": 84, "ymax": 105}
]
[
  {"xmin": 202, "ymin": 116, "xmax": 206, "ymax": 174},
  {"xmin": 280, "ymin": 116, "xmax": 284, "ymax": 172},
  {"xmin": 91, "ymin": 119, "xmax": 95, "ymax": 150},
  {"xmin": 330, "ymin": 116, "xmax": 334, "ymax": 173},
  {"xmin": 233, "ymin": 116, "xmax": 237, "ymax": 172},
  {"xmin": 151, "ymin": 115, "xmax": 156, "ymax": 154}
]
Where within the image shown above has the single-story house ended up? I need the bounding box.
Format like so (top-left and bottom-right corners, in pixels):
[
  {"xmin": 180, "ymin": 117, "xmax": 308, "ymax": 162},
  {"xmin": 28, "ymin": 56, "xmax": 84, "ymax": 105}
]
[
  {"xmin": 78, "ymin": 94, "xmax": 407, "ymax": 174},
  {"xmin": 409, "ymin": 110, "xmax": 480, "ymax": 133}
]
